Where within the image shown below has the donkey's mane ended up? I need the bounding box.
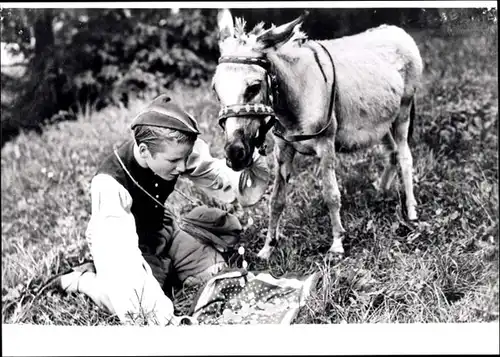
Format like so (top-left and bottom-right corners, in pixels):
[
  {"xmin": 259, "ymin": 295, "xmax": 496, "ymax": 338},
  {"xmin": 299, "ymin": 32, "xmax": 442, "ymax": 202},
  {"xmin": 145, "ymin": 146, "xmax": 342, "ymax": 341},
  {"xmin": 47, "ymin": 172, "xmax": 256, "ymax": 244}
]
[
  {"xmin": 233, "ymin": 17, "xmax": 248, "ymax": 39},
  {"xmin": 232, "ymin": 17, "xmax": 309, "ymax": 48}
]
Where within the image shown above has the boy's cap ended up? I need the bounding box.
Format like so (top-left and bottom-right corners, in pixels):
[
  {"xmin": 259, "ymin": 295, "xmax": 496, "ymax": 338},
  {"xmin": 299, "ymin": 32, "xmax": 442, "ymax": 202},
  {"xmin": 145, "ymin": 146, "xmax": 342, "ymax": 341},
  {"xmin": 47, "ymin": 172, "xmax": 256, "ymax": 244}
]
[{"xmin": 130, "ymin": 94, "xmax": 200, "ymax": 135}]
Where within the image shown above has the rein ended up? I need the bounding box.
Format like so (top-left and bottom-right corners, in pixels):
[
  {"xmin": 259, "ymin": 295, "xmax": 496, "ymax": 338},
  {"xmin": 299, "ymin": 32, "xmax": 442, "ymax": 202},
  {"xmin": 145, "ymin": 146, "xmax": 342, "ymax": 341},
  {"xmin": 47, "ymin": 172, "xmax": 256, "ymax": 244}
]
[{"xmin": 216, "ymin": 41, "xmax": 337, "ymax": 147}]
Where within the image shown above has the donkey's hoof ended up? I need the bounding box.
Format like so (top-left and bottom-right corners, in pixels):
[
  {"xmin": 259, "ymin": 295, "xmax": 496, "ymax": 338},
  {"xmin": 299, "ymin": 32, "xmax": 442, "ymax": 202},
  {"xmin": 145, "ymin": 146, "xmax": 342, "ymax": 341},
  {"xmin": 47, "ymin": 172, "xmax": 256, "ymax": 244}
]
[
  {"xmin": 372, "ymin": 181, "xmax": 393, "ymax": 199},
  {"xmin": 327, "ymin": 248, "xmax": 345, "ymax": 257},
  {"xmin": 257, "ymin": 247, "xmax": 273, "ymax": 261},
  {"xmin": 407, "ymin": 207, "xmax": 418, "ymax": 221},
  {"xmin": 328, "ymin": 241, "xmax": 345, "ymax": 256},
  {"xmin": 326, "ymin": 249, "xmax": 344, "ymax": 263}
]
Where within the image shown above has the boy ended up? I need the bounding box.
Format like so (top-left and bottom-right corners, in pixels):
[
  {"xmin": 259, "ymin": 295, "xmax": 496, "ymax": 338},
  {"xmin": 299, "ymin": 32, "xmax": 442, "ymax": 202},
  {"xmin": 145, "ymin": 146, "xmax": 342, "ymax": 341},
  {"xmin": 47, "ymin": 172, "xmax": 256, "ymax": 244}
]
[{"xmin": 50, "ymin": 94, "xmax": 269, "ymax": 326}]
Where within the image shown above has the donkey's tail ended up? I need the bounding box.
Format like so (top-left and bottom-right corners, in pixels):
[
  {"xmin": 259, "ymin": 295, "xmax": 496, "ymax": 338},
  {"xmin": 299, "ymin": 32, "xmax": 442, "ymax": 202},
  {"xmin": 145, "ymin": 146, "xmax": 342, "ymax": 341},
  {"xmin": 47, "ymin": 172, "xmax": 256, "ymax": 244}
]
[{"xmin": 408, "ymin": 95, "xmax": 416, "ymax": 144}]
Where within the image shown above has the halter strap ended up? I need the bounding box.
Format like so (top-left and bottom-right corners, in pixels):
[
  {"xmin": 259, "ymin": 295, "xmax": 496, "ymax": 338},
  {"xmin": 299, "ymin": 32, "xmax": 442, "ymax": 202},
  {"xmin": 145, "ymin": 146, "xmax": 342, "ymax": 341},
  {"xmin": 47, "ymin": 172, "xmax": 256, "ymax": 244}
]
[
  {"xmin": 217, "ymin": 55, "xmax": 277, "ymax": 155},
  {"xmin": 218, "ymin": 56, "xmax": 271, "ymax": 71},
  {"xmin": 272, "ymin": 42, "xmax": 337, "ymax": 143}
]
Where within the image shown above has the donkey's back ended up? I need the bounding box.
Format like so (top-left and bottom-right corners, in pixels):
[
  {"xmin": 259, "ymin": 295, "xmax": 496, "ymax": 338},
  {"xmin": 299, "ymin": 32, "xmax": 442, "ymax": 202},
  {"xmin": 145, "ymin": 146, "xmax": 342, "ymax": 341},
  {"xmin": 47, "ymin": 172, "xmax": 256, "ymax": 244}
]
[{"xmin": 321, "ymin": 25, "xmax": 423, "ymax": 151}]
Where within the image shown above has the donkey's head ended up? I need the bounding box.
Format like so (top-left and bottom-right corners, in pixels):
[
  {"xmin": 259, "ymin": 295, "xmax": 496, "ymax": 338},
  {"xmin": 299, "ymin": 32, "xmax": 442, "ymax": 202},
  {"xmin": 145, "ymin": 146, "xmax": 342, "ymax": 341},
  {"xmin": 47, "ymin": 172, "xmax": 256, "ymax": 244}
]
[{"xmin": 213, "ymin": 9, "xmax": 308, "ymax": 171}]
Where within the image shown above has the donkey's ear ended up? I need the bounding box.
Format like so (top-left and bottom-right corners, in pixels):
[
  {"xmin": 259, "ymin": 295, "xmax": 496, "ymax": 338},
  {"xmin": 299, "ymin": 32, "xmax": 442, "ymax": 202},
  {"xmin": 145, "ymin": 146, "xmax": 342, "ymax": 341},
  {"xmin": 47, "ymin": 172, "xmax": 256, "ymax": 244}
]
[
  {"xmin": 256, "ymin": 11, "xmax": 309, "ymax": 51},
  {"xmin": 217, "ymin": 8, "xmax": 235, "ymax": 43}
]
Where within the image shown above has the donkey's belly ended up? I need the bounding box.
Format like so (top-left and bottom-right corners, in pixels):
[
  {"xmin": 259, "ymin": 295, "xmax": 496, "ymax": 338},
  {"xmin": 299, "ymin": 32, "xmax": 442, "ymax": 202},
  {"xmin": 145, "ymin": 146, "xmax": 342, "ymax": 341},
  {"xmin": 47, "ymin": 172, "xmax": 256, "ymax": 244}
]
[
  {"xmin": 290, "ymin": 141, "xmax": 317, "ymax": 156},
  {"xmin": 336, "ymin": 121, "xmax": 392, "ymax": 152},
  {"xmin": 288, "ymin": 121, "xmax": 390, "ymax": 155}
]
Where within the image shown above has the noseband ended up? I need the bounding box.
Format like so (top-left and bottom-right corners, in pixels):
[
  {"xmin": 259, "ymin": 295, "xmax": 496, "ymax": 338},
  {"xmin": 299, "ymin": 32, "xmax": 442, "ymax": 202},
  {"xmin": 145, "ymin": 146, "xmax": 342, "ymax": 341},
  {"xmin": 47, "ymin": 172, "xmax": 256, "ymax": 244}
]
[{"xmin": 216, "ymin": 43, "xmax": 337, "ymax": 154}]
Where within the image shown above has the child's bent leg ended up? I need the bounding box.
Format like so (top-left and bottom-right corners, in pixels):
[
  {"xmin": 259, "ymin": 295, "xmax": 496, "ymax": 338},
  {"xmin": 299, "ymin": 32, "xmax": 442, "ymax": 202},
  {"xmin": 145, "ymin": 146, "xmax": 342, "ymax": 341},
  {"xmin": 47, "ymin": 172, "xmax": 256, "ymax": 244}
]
[{"xmin": 168, "ymin": 229, "xmax": 227, "ymax": 286}]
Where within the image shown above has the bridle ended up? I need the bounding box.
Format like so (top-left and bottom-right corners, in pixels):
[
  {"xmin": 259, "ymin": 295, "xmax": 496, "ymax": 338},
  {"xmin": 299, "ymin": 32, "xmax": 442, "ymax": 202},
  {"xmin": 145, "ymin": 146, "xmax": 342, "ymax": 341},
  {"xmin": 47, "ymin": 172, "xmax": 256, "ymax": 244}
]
[
  {"xmin": 216, "ymin": 42, "xmax": 337, "ymax": 156},
  {"xmin": 217, "ymin": 55, "xmax": 279, "ymax": 155}
]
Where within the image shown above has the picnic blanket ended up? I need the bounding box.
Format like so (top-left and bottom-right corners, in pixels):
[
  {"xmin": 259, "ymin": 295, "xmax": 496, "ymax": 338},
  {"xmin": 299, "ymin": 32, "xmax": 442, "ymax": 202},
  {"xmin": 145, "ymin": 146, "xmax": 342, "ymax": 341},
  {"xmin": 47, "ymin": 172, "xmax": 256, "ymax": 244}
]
[{"xmin": 189, "ymin": 268, "xmax": 319, "ymax": 325}]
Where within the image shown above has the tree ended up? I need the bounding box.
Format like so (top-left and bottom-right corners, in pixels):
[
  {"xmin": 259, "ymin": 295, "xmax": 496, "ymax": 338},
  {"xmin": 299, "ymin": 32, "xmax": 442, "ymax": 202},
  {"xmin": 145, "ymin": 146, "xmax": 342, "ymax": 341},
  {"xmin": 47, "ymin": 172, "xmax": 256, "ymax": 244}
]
[{"xmin": 33, "ymin": 9, "xmax": 54, "ymax": 66}]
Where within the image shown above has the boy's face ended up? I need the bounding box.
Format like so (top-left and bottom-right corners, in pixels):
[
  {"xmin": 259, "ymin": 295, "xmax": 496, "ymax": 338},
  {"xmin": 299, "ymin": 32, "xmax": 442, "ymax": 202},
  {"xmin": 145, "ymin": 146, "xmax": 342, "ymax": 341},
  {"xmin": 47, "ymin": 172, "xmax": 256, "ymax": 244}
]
[{"xmin": 140, "ymin": 140, "xmax": 194, "ymax": 181}]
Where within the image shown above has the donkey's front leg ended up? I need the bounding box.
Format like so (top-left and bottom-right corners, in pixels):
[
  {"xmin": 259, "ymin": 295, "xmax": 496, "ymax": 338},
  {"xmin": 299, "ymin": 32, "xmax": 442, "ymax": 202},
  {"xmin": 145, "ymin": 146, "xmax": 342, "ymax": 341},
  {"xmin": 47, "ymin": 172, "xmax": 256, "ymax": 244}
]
[
  {"xmin": 257, "ymin": 141, "xmax": 296, "ymax": 260},
  {"xmin": 319, "ymin": 142, "xmax": 346, "ymax": 255}
]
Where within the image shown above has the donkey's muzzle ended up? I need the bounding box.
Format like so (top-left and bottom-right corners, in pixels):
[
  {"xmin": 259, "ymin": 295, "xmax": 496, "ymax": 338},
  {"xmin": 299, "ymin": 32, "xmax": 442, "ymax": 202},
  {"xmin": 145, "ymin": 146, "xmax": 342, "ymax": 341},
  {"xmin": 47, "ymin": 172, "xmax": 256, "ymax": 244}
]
[{"xmin": 225, "ymin": 140, "xmax": 253, "ymax": 172}]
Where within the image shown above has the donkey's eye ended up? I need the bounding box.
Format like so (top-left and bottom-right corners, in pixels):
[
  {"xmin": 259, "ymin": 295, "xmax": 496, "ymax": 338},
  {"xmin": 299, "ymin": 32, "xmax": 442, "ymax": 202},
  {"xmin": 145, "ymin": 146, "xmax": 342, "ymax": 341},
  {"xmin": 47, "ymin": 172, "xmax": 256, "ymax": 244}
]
[{"xmin": 245, "ymin": 82, "xmax": 262, "ymax": 101}]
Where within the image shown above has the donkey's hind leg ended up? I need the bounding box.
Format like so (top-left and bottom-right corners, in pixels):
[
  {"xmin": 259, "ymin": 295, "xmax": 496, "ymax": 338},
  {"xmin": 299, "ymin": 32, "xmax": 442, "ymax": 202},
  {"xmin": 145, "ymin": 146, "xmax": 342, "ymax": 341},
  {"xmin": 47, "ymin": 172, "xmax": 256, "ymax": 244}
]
[
  {"xmin": 374, "ymin": 132, "xmax": 399, "ymax": 193},
  {"xmin": 393, "ymin": 98, "xmax": 418, "ymax": 221}
]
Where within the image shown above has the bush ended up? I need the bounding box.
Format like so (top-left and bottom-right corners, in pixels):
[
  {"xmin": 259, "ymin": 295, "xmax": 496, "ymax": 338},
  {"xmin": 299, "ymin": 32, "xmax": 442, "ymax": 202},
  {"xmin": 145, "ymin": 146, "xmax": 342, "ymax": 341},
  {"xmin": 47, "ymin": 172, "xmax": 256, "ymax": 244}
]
[
  {"xmin": 1, "ymin": 9, "xmax": 220, "ymax": 145},
  {"xmin": 62, "ymin": 9, "xmax": 220, "ymax": 93}
]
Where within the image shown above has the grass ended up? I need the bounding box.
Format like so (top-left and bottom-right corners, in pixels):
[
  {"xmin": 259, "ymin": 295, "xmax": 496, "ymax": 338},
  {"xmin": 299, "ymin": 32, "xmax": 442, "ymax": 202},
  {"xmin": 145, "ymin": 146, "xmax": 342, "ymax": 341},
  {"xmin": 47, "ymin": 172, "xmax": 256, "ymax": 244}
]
[{"xmin": 1, "ymin": 26, "xmax": 498, "ymax": 325}]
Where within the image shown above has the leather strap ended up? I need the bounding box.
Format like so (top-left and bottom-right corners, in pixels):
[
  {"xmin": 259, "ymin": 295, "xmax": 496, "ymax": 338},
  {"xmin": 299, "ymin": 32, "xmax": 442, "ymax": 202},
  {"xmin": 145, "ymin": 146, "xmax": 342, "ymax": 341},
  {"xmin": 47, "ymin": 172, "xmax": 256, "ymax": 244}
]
[{"xmin": 272, "ymin": 42, "xmax": 337, "ymax": 143}]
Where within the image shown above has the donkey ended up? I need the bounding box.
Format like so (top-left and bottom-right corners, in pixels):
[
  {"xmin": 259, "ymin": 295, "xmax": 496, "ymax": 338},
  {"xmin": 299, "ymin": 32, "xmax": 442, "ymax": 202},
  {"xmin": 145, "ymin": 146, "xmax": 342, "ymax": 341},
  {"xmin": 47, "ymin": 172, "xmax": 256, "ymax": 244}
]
[{"xmin": 212, "ymin": 9, "xmax": 423, "ymax": 260}]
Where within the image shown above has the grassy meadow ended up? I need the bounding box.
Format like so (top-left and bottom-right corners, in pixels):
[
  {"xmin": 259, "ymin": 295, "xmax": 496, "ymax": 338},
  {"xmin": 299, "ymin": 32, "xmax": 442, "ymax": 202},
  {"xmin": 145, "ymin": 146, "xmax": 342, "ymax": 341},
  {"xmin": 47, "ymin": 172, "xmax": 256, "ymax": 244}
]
[{"xmin": 1, "ymin": 26, "xmax": 498, "ymax": 325}]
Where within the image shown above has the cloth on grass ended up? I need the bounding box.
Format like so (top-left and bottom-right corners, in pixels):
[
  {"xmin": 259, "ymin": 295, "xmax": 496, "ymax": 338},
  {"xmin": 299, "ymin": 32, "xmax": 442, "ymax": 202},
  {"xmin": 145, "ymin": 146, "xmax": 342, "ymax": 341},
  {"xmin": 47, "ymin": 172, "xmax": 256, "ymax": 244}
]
[{"xmin": 189, "ymin": 268, "xmax": 319, "ymax": 325}]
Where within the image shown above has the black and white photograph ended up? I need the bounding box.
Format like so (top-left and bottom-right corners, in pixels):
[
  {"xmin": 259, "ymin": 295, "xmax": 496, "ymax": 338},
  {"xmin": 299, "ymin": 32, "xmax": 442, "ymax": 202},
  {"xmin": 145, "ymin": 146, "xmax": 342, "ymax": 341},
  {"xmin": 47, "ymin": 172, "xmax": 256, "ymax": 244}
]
[{"xmin": 1, "ymin": 1, "xmax": 499, "ymax": 355}]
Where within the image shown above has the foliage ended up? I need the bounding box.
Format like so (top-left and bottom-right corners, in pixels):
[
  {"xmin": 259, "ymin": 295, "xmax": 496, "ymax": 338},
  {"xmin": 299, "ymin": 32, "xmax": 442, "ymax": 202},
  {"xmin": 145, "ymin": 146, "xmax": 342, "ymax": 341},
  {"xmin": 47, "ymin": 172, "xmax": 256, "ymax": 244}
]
[
  {"xmin": 229, "ymin": 7, "xmax": 497, "ymax": 40},
  {"xmin": 1, "ymin": 8, "xmax": 497, "ymax": 147},
  {"xmin": 1, "ymin": 25, "xmax": 498, "ymax": 325},
  {"xmin": 0, "ymin": 8, "xmax": 34, "ymax": 57},
  {"xmin": 0, "ymin": 8, "xmax": 220, "ymax": 145}
]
